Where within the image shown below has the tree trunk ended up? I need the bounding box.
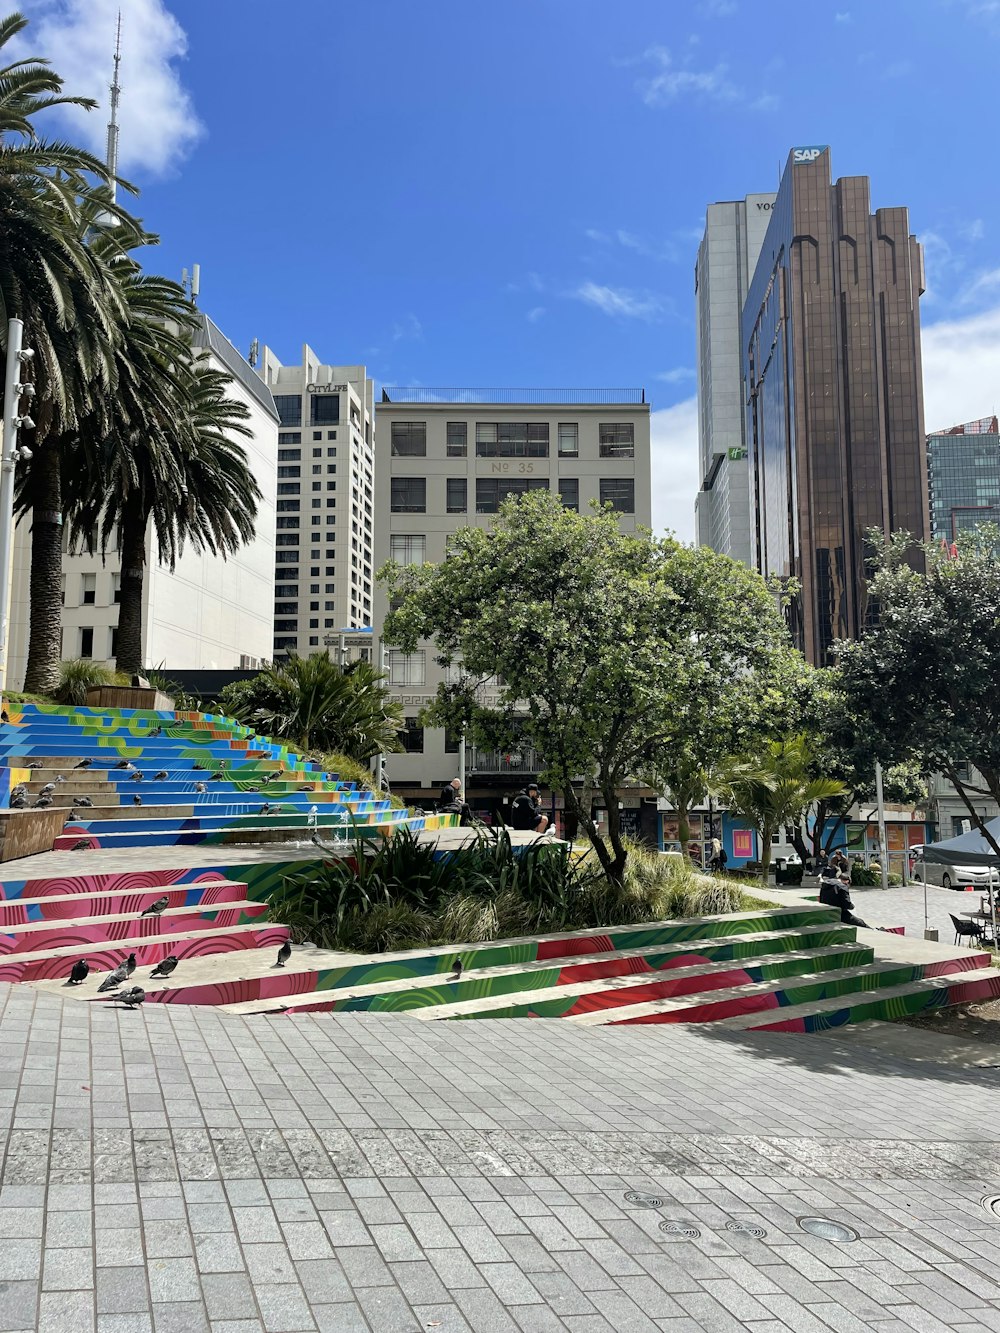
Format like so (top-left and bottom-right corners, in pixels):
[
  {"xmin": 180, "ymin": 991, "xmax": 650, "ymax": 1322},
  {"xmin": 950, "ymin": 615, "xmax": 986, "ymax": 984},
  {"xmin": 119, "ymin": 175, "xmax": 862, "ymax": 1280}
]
[
  {"xmin": 22, "ymin": 445, "xmax": 64, "ymax": 694},
  {"xmin": 675, "ymin": 801, "xmax": 691, "ymax": 849},
  {"xmin": 563, "ymin": 782, "xmax": 618, "ymax": 881},
  {"xmin": 115, "ymin": 497, "xmax": 148, "ymax": 677},
  {"xmin": 601, "ymin": 780, "xmax": 628, "ymax": 885},
  {"xmin": 757, "ymin": 820, "xmax": 775, "ymax": 876}
]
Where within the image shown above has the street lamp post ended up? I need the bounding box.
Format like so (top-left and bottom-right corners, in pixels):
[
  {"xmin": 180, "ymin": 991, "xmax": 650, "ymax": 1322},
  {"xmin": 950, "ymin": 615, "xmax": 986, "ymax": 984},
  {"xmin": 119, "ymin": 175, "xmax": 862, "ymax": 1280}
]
[
  {"xmin": 874, "ymin": 760, "xmax": 890, "ymax": 892},
  {"xmin": 0, "ymin": 320, "xmax": 35, "ymax": 694}
]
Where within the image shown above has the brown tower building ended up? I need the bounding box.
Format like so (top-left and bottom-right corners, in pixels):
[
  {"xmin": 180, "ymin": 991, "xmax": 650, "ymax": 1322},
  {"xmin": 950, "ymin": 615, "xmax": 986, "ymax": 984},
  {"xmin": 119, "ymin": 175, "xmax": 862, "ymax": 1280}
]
[{"xmin": 742, "ymin": 146, "xmax": 928, "ymax": 665}]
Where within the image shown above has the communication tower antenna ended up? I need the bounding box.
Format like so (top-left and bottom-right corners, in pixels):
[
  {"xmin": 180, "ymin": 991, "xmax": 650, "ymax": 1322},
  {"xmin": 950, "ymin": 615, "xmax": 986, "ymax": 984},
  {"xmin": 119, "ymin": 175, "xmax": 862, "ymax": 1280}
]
[{"xmin": 105, "ymin": 12, "xmax": 123, "ymax": 200}]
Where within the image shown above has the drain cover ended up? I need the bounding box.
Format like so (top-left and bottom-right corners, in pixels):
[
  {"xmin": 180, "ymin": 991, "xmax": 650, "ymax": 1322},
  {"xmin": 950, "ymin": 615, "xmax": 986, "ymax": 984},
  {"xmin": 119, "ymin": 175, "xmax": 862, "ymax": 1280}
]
[
  {"xmin": 798, "ymin": 1216, "xmax": 858, "ymax": 1243},
  {"xmin": 659, "ymin": 1219, "xmax": 701, "ymax": 1238},
  {"xmin": 725, "ymin": 1220, "xmax": 768, "ymax": 1239},
  {"xmin": 982, "ymin": 1195, "xmax": 1000, "ymax": 1218},
  {"xmin": 623, "ymin": 1191, "xmax": 664, "ymax": 1208}
]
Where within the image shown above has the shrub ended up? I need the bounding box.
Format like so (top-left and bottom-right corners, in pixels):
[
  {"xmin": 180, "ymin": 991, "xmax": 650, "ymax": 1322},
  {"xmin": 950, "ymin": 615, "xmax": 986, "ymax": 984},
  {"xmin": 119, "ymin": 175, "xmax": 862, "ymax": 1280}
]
[
  {"xmin": 851, "ymin": 862, "xmax": 881, "ymax": 886},
  {"xmin": 53, "ymin": 660, "xmax": 129, "ymax": 706}
]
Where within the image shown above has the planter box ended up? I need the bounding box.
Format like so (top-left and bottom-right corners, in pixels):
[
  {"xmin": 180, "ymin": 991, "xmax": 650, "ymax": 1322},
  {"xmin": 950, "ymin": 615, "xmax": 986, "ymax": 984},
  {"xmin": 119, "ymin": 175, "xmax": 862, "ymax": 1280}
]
[{"xmin": 85, "ymin": 685, "xmax": 175, "ymax": 711}]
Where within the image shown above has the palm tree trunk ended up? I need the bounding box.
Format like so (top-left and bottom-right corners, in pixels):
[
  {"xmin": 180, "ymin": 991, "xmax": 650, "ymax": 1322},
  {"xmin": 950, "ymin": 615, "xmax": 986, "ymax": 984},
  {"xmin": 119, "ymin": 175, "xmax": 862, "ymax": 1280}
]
[
  {"xmin": 22, "ymin": 445, "xmax": 64, "ymax": 694},
  {"xmin": 115, "ymin": 497, "xmax": 148, "ymax": 677},
  {"xmin": 758, "ymin": 820, "xmax": 775, "ymax": 876}
]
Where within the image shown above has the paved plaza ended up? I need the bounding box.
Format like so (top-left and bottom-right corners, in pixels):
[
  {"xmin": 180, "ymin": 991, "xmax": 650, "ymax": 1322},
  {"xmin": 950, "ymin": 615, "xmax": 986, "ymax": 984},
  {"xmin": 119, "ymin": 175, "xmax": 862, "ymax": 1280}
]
[{"xmin": 2, "ymin": 971, "xmax": 1000, "ymax": 1333}]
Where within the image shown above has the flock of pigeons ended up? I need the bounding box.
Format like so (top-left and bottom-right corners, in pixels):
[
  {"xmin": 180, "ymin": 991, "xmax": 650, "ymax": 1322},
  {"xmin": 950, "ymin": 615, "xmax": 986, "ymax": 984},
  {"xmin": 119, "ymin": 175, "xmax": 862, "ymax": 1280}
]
[{"xmin": 10, "ymin": 757, "xmax": 279, "ymax": 817}]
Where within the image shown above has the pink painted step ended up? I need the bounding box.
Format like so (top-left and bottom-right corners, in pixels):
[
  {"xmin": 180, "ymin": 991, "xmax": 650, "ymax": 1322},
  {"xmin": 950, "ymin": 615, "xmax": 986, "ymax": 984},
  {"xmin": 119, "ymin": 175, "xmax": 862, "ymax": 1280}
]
[
  {"xmin": 0, "ymin": 880, "xmax": 248, "ymax": 926},
  {"xmin": 0, "ymin": 900, "xmax": 267, "ymax": 946},
  {"xmin": 0, "ymin": 921, "xmax": 288, "ymax": 983}
]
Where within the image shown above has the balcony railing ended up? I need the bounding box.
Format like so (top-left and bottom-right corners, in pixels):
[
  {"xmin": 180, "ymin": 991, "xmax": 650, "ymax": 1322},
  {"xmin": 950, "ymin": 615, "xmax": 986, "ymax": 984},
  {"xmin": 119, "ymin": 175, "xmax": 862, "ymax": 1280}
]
[
  {"xmin": 469, "ymin": 747, "xmax": 541, "ymax": 775},
  {"xmin": 381, "ymin": 387, "xmax": 646, "ymax": 405}
]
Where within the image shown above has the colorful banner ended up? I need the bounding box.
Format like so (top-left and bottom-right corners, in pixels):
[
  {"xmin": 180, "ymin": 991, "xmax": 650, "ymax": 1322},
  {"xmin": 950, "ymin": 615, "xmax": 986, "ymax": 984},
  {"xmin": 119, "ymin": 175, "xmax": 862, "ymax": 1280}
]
[{"xmin": 733, "ymin": 829, "xmax": 754, "ymax": 858}]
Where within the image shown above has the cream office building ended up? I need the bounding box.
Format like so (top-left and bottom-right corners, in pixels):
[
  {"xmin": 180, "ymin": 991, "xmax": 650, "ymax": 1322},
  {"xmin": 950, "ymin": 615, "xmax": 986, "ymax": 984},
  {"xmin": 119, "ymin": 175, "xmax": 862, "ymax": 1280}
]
[
  {"xmin": 257, "ymin": 347, "xmax": 376, "ymax": 656},
  {"xmin": 374, "ymin": 389, "xmax": 652, "ymax": 804}
]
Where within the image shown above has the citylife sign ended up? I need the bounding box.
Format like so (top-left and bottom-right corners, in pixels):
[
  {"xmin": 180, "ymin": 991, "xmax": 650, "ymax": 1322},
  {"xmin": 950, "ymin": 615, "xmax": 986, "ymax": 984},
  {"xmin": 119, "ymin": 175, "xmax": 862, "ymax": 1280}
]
[
  {"xmin": 307, "ymin": 383, "xmax": 347, "ymax": 393},
  {"xmin": 792, "ymin": 146, "xmax": 827, "ymax": 164}
]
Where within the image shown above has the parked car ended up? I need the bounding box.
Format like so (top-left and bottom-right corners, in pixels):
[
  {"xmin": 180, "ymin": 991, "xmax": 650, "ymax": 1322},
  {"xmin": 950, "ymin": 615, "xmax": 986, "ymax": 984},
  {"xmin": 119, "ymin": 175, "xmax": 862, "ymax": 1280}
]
[{"xmin": 911, "ymin": 853, "xmax": 1000, "ymax": 891}]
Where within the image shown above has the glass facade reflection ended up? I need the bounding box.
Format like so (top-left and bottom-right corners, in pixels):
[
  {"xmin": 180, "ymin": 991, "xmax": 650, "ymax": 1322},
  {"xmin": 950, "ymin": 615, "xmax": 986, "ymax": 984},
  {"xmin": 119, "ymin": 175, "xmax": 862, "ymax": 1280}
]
[
  {"xmin": 927, "ymin": 417, "xmax": 1000, "ymax": 541},
  {"xmin": 742, "ymin": 147, "xmax": 929, "ymax": 664}
]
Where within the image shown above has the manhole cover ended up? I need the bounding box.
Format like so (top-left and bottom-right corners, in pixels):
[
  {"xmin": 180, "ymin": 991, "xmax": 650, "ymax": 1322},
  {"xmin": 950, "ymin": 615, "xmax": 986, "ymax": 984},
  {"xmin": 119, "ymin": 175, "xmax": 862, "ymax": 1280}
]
[
  {"xmin": 982, "ymin": 1195, "xmax": 1000, "ymax": 1218},
  {"xmin": 725, "ymin": 1220, "xmax": 768, "ymax": 1239},
  {"xmin": 658, "ymin": 1220, "xmax": 701, "ymax": 1238},
  {"xmin": 623, "ymin": 1191, "xmax": 664, "ymax": 1208},
  {"xmin": 798, "ymin": 1216, "xmax": 858, "ymax": 1243}
]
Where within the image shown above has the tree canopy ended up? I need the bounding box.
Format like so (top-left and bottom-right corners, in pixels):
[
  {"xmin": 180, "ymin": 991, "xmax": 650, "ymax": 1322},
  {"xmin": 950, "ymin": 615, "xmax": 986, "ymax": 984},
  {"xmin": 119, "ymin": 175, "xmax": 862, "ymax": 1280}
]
[
  {"xmin": 836, "ymin": 527, "xmax": 1000, "ymax": 852},
  {"xmin": 382, "ymin": 492, "xmax": 803, "ymax": 881}
]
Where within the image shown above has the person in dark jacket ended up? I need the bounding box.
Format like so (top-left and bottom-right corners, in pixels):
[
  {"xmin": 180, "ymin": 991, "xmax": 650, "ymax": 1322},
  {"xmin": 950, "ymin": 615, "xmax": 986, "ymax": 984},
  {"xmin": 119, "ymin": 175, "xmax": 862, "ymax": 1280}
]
[
  {"xmin": 438, "ymin": 778, "xmax": 472, "ymax": 826},
  {"xmin": 508, "ymin": 784, "xmax": 550, "ymax": 834},
  {"xmin": 818, "ymin": 867, "xmax": 868, "ymax": 927}
]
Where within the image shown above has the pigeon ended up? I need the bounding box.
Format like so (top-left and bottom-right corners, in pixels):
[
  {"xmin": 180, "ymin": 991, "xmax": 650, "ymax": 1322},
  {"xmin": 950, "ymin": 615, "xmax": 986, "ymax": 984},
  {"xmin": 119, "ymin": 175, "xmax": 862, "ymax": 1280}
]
[
  {"xmin": 153, "ymin": 771, "xmax": 168, "ymax": 781},
  {"xmin": 39, "ymin": 782, "xmax": 55, "ymax": 794},
  {"xmin": 65, "ymin": 811, "xmax": 79, "ymax": 823},
  {"xmin": 275, "ymin": 940, "xmax": 292, "ymax": 968},
  {"xmin": 447, "ymin": 958, "xmax": 463, "ymax": 982},
  {"xmin": 245, "ymin": 785, "xmax": 260, "ymax": 794},
  {"xmin": 10, "ymin": 783, "xmax": 25, "ymax": 796},
  {"xmin": 149, "ymin": 726, "xmax": 162, "ymax": 737},
  {"xmin": 72, "ymin": 796, "xmax": 93, "ymax": 808},
  {"xmin": 0, "ymin": 710, "xmax": 8, "ymax": 723},
  {"xmin": 124, "ymin": 952, "xmax": 137, "ymax": 976},
  {"xmin": 210, "ymin": 772, "xmax": 225, "ymax": 782},
  {"xmin": 150, "ymin": 955, "xmax": 178, "ymax": 978},
  {"xmin": 132, "ymin": 793, "xmax": 142, "ymax": 807},
  {"xmin": 260, "ymin": 803, "xmax": 272, "ymax": 816},
  {"xmin": 116, "ymin": 986, "xmax": 145, "ymax": 1008},
  {"xmin": 33, "ymin": 794, "xmax": 53, "ymax": 808},
  {"xmin": 9, "ymin": 795, "xmax": 26, "ymax": 808},
  {"xmin": 73, "ymin": 758, "xmax": 92, "ymax": 769},
  {"xmin": 130, "ymin": 771, "xmax": 144, "ymax": 783},
  {"xmin": 113, "ymin": 759, "xmax": 132, "ymax": 770},
  {"xmin": 194, "ymin": 781, "xmax": 207, "ymax": 794},
  {"xmin": 192, "ymin": 763, "xmax": 205, "ymax": 770},
  {"xmin": 67, "ymin": 959, "xmax": 89, "ymax": 985},
  {"xmin": 70, "ymin": 839, "xmax": 91, "ymax": 851},
  {"xmin": 98, "ymin": 962, "xmax": 129, "ymax": 992},
  {"xmin": 27, "ymin": 761, "xmax": 42, "ymax": 770},
  {"xmin": 54, "ymin": 774, "xmax": 66, "ymax": 784},
  {"xmin": 140, "ymin": 896, "xmax": 169, "ymax": 918}
]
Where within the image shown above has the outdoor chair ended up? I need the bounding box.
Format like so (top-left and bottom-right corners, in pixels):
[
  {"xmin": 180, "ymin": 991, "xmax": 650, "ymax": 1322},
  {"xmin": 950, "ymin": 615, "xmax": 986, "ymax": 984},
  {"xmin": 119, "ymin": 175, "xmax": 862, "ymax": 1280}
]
[{"xmin": 950, "ymin": 913, "xmax": 988, "ymax": 947}]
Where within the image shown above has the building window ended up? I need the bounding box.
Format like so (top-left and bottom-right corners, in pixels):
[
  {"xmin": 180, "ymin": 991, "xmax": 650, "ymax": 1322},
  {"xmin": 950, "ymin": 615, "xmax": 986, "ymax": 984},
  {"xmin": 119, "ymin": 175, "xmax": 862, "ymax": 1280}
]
[
  {"xmin": 444, "ymin": 728, "xmax": 462, "ymax": 754},
  {"xmin": 446, "ymin": 478, "xmax": 468, "ymax": 514},
  {"xmin": 278, "ymin": 466, "xmax": 300, "ymax": 479},
  {"xmin": 276, "ymin": 516, "xmax": 300, "ymax": 530},
  {"xmin": 447, "ymin": 421, "xmax": 468, "ymax": 457},
  {"xmin": 476, "ymin": 477, "xmax": 549, "ymax": 514},
  {"xmin": 275, "ymin": 395, "xmax": 301, "ymax": 428},
  {"xmin": 391, "ymin": 421, "xmax": 427, "ymax": 457},
  {"xmin": 599, "ymin": 423, "xmax": 635, "ymax": 458},
  {"xmin": 388, "ymin": 649, "xmax": 425, "ymax": 686},
  {"xmin": 273, "ymin": 637, "xmax": 297, "ymax": 652},
  {"xmin": 278, "ymin": 432, "xmax": 302, "ymax": 445},
  {"xmin": 389, "ymin": 534, "xmax": 426, "ymax": 565},
  {"xmin": 313, "ymin": 431, "xmax": 322, "ymax": 441},
  {"xmin": 278, "ymin": 449, "xmax": 301, "ymax": 462},
  {"xmin": 327, "ymin": 432, "xmax": 336, "ymax": 441},
  {"xmin": 274, "ymin": 620, "xmax": 298, "ymax": 633},
  {"xmin": 81, "ymin": 573, "xmax": 96, "ymax": 605},
  {"xmin": 391, "ymin": 477, "xmax": 426, "ymax": 513},
  {"xmin": 277, "ymin": 482, "xmax": 300, "ymax": 496},
  {"xmin": 277, "ymin": 500, "xmax": 299, "ymax": 513},
  {"xmin": 558, "ymin": 478, "xmax": 579, "ymax": 511},
  {"xmin": 276, "ymin": 584, "xmax": 299, "ymax": 597},
  {"xmin": 401, "ymin": 718, "xmax": 424, "ymax": 753},
  {"xmin": 275, "ymin": 552, "xmax": 299, "ymax": 566},
  {"xmin": 600, "ymin": 478, "xmax": 635, "ymax": 513},
  {"xmin": 80, "ymin": 627, "xmax": 94, "ymax": 659},
  {"xmin": 309, "ymin": 636, "xmax": 319, "ymax": 646},
  {"xmin": 110, "ymin": 627, "xmax": 118, "ymax": 658},
  {"xmin": 310, "ymin": 394, "xmax": 340, "ymax": 426},
  {"xmin": 112, "ymin": 574, "xmax": 120, "ymax": 604},
  {"xmin": 475, "ymin": 422, "xmax": 549, "ymax": 457},
  {"xmin": 558, "ymin": 423, "xmax": 579, "ymax": 457}
]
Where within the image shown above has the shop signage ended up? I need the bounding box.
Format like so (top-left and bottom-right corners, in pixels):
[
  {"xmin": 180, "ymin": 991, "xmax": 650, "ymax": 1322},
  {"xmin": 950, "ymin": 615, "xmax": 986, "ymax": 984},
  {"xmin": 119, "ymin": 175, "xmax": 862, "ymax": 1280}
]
[
  {"xmin": 792, "ymin": 146, "xmax": 826, "ymax": 165},
  {"xmin": 307, "ymin": 383, "xmax": 346, "ymax": 393}
]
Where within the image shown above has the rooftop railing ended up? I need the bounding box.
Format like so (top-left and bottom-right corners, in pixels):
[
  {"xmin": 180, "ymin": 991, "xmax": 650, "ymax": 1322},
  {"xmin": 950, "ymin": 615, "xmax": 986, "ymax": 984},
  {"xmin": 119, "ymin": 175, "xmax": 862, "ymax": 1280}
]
[{"xmin": 380, "ymin": 387, "xmax": 646, "ymax": 406}]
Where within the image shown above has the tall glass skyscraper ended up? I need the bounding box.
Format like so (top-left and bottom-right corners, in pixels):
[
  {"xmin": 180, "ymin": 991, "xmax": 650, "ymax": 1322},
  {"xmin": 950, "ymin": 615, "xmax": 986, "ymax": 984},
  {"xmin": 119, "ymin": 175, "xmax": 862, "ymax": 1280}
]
[
  {"xmin": 927, "ymin": 416, "xmax": 1000, "ymax": 541},
  {"xmin": 741, "ymin": 146, "xmax": 928, "ymax": 665}
]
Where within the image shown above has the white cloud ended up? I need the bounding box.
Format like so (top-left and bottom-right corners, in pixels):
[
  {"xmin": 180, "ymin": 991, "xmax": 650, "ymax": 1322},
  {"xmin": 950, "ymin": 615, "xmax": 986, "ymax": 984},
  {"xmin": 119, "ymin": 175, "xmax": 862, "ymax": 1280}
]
[
  {"xmin": 19, "ymin": 0, "xmax": 202, "ymax": 176},
  {"xmin": 835, "ymin": 10, "xmax": 852, "ymax": 21},
  {"xmin": 657, "ymin": 367, "xmax": 696, "ymax": 384},
  {"xmin": 960, "ymin": 218, "xmax": 986, "ymax": 242},
  {"xmin": 526, "ymin": 306, "xmax": 546, "ymax": 323},
  {"xmin": 573, "ymin": 282, "xmax": 663, "ymax": 320},
  {"xmin": 650, "ymin": 398, "xmax": 699, "ymax": 543},
  {"xmin": 636, "ymin": 47, "xmax": 741, "ymax": 107},
  {"xmin": 391, "ymin": 313, "xmax": 423, "ymax": 341},
  {"xmin": 921, "ymin": 305, "xmax": 1000, "ymax": 432}
]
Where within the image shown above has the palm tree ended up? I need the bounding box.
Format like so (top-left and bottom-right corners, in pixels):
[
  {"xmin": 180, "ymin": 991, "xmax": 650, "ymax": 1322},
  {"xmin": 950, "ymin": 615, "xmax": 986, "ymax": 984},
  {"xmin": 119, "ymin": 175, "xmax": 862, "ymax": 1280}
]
[
  {"xmin": 717, "ymin": 734, "xmax": 848, "ymax": 877},
  {"xmin": 218, "ymin": 653, "xmax": 404, "ymax": 762},
  {"xmin": 0, "ymin": 11, "xmax": 142, "ymax": 691}
]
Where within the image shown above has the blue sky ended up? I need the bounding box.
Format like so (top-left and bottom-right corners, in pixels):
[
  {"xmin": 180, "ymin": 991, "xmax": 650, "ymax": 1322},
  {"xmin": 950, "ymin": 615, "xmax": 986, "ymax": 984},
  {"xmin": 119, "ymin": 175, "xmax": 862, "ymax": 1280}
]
[{"xmin": 19, "ymin": 0, "xmax": 1000, "ymax": 539}]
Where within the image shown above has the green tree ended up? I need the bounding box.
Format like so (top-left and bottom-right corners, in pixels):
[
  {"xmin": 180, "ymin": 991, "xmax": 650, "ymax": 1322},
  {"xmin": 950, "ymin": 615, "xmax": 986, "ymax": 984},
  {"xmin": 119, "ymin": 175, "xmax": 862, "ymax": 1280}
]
[
  {"xmin": 217, "ymin": 653, "xmax": 404, "ymax": 762},
  {"xmin": 0, "ymin": 12, "xmax": 142, "ymax": 691},
  {"xmin": 717, "ymin": 734, "xmax": 848, "ymax": 876},
  {"xmin": 837, "ymin": 526, "xmax": 1000, "ymax": 855},
  {"xmin": 382, "ymin": 491, "xmax": 803, "ymax": 884}
]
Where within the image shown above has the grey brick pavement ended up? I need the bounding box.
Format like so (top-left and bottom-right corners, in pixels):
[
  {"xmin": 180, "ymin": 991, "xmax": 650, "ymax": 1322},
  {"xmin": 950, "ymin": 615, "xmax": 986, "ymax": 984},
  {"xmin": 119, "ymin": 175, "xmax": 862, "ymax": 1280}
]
[{"xmin": 2, "ymin": 982, "xmax": 1000, "ymax": 1330}]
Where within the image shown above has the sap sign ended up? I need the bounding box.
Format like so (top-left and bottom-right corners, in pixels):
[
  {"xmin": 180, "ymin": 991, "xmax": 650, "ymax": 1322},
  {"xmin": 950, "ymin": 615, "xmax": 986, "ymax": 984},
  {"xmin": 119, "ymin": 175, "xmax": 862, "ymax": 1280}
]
[{"xmin": 792, "ymin": 146, "xmax": 827, "ymax": 165}]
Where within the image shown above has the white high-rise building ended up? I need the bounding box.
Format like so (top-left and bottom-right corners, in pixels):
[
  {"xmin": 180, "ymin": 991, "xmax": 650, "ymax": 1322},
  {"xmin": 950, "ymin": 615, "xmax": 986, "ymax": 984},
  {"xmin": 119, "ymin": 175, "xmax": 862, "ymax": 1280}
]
[
  {"xmin": 257, "ymin": 347, "xmax": 375, "ymax": 655},
  {"xmin": 7, "ymin": 314, "xmax": 279, "ymax": 684},
  {"xmin": 693, "ymin": 192, "xmax": 775, "ymax": 561},
  {"xmin": 373, "ymin": 388, "xmax": 652, "ymax": 805}
]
